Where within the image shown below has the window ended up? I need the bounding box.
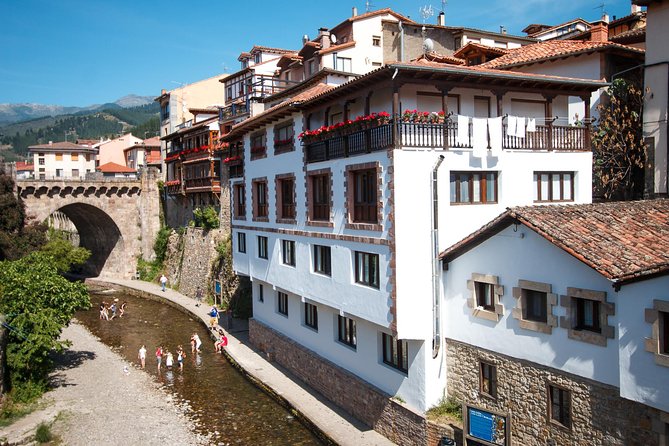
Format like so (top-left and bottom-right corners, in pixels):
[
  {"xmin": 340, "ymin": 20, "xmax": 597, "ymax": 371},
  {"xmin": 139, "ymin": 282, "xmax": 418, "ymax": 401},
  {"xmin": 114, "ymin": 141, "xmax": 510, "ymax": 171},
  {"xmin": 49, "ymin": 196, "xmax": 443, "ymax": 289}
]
[
  {"xmin": 355, "ymin": 251, "xmax": 379, "ymax": 289},
  {"xmin": 475, "ymin": 281, "xmax": 495, "ymax": 311},
  {"xmin": 335, "ymin": 56, "xmax": 352, "ymax": 72},
  {"xmin": 548, "ymin": 385, "xmax": 571, "ymax": 428},
  {"xmin": 474, "ymin": 96, "xmax": 491, "ymax": 118},
  {"xmin": 234, "ymin": 184, "xmax": 246, "ymax": 218},
  {"xmin": 534, "ymin": 172, "xmax": 574, "ymax": 202},
  {"xmin": 85, "ymin": 154, "xmax": 91, "ymax": 162},
  {"xmin": 304, "ymin": 302, "xmax": 318, "ymax": 330},
  {"xmin": 71, "ymin": 169, "xmax": 79, "ymax": 178},
  {"xmin": 467, "ymin": 273, "xmax": 504, "ymax": 322},
  {"xmin": 278, "ymin": 177, "xmax": 295, "ymax": 220},
  {"xmin": 56, "ymin": 169, "xmax": 63, "ymax": 177},
  {"xmin": 257, "ymin": 236, "xmax": 268, "ymax": 259},
  {"xmin": 38, "ymin": 158, "xmax": 45, "ymax": 165},
  {"xmin": 450, "ymin": 172, "xmax": 497, "ymax": 204},
  {"xmin": 274, "ymin": 122, "xmax": 294, "ymax": 151},
  {"xmin": 512, "ymin": 280, "xmax": 557, "ymax": 334},
  {"xmin": 281, "ymin": 240, "xmax": 295, "ymax": 266},
  {"xmin": 313, "ymin": 245, "xmax": 331, "ymax": 276},
  {"xmin": 278, "ymin": 291, "xmax": 288, "ymax": 316},
  {"xmin": 258, "ymin": 284, "xmax": 264, "ymax": 302},
  {"xmin": 254, "ymin": 181, "xmax": 268, "ymax": 219},
  {"xmin": 55, "ymin": 153, "xmax": 63, "ymax": 161},
  {"xmin": 382, "ymin": 333, "xmax": 408, "ymax": 373},
  {"xmin": 560, "ymin": 287, "xmax": 613, "ymax": 346},
  {"xmin": 71, "ymin": 153, "xmax": 78, "ymax": 161},
  {"xmin": 353, "ymin": 169, "xmax": 378, "ymax": 223},
  {"xmin": 662, "ymin": 311, "xmax": 669, "ymax": 355},
  {"xmin": 575, "ymin": 298, "xmax": 601, "ymax": 333},
  {"xmin": 310, "ymin": 173, "xmax": 330, "ymax": 221},
  {"xmin": 237, "ymin": 232, "xmax": 246, "ymax": 253},
  {"xmin": 338, "ymin": 316, "xmax": 356, "ymax": 348},
  {"xmin": 250, "ymin": 132, "xmax": 266, "ymax": 158},
  {"xmin": 480, "ymin": 362, "xmax": 497, "ymax": 398},
  {"xmin": 308, "ymin": 60, "xmax": 315, "ymax": 75},
  {"xmin": 254, "ymin": 52, "xmax": 261, "ymax": 64},
  {"xmin": 372, "ymin": 35, "xmax": 381, "ymax": 46}
]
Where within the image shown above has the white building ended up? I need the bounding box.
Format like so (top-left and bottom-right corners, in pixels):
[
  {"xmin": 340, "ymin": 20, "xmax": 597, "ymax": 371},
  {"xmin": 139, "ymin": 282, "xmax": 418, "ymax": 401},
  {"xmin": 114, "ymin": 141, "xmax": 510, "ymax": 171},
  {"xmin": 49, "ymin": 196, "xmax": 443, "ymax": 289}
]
[
  {"xmin": 28, "ymin": 141, "xmax": 97, "ymax": 180},
  {"xmin": 439, "ymin": 200, "xmax": 669, "ymax": 446},
  {"xmin": 223, "ymin": 61, "xmax": 603, "ymax": 443}
]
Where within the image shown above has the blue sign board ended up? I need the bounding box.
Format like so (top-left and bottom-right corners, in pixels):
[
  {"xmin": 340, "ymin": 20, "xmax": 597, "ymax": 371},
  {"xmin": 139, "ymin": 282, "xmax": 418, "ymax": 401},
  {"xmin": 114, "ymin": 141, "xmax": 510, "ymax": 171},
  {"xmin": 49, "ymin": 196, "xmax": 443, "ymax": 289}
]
[
  {"xmin": 215, "ymin": 280, "xmax": 221, "ymax": 294},
  {"xmin": 467, "ymin": 407, "xmax": 506, "ymax": 446}
]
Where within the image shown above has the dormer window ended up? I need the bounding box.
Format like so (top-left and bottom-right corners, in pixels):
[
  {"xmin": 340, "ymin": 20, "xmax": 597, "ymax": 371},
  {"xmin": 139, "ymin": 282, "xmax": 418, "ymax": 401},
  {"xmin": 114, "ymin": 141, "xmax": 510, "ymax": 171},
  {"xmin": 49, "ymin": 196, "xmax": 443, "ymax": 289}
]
[
  {"xmin": 254, "ymin": 52, "xmax": 261, "ymax": 64},
  {"xmin": 241, "ymin": 60, "xmax": 248, "ymax": 69}
]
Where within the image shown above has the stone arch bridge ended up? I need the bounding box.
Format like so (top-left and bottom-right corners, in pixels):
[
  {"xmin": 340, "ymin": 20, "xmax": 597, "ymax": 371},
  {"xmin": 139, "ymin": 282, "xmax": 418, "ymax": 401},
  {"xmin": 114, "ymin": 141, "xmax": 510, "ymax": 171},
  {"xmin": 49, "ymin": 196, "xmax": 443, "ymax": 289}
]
[{"xmin": 15, "ymin": 170, "xmax": 161, "ymax": 279}]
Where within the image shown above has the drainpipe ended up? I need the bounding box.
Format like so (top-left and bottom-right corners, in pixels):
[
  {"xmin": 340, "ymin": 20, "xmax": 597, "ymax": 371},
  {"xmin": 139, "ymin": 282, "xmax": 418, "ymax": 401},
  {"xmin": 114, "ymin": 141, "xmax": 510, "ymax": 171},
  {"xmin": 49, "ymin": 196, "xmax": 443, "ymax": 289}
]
[
  {"xmin": 431, "ymin": 154, "xmax": 445, "ymax": 358},
  {"xmin": 398, "ymin": 21, "xmax": 405, "ymax": 62}
]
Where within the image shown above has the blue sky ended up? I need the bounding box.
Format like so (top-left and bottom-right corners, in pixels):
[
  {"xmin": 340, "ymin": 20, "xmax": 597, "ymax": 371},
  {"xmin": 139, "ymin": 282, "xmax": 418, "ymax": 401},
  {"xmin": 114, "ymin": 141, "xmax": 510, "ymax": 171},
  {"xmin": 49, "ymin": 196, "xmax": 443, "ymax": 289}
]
[{"xmin": 0, "ymin": 0, "xmax": 636, "ymax": 106}]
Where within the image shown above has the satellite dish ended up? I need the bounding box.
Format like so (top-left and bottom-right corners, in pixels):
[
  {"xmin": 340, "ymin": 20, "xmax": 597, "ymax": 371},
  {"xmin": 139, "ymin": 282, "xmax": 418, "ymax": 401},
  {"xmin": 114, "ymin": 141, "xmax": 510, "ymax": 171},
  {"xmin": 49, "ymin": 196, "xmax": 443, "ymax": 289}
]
[
  {"xmin": 423, "ymin": 38, "xmax": 435, "ymax": 53},
  {"xmin": 330, "ymin": 34, "xmax": 337, "ymax": 44}
]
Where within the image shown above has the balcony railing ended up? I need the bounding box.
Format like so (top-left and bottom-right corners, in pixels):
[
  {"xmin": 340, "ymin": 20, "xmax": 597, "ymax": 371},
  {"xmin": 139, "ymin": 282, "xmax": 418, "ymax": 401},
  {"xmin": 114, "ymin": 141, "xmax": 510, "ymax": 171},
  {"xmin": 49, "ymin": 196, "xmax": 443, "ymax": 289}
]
[
  {"xmin": 305, "ymin": 121, "xmax": 588, "ymax": 163},
  {"xmin": 184, "ymin": 177, "xmax": 221, "ymax": 191},
  {"xmin": 219, "ymin": 102, "xmax": 248, "ymax": 121}
]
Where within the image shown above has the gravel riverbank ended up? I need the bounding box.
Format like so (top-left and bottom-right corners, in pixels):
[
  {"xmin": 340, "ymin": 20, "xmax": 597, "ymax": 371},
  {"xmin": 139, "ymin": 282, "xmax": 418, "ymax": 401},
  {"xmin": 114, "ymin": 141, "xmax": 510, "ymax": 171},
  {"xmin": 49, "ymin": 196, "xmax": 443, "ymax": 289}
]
[{"xmin": 0, "ymin": 321, "xmax": 209, "ymax": 446}]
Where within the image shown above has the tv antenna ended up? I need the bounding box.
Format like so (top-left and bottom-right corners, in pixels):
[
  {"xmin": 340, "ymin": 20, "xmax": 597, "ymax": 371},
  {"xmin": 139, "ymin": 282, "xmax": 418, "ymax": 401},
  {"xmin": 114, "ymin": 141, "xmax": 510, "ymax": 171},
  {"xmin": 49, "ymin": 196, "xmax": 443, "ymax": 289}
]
[
  {"xmin": 594, "ymin": 3, "xmax": 607, "ymax": 16},
  {"xmin": 440, "ymin": 0, "xmax": 447, "ymax": 13},
  {"xmin": 365, "ymin": 0, "xmax": 375, "ymax": 12},
  {"xmin": 420, "ymin": 4, "xmax": 434, "ymax": 23}
]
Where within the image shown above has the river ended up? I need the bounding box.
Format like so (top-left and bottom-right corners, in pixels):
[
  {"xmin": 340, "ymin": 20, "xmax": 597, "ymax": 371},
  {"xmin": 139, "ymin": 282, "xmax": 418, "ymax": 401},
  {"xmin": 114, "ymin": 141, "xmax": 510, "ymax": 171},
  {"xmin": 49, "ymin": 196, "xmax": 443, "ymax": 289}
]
[{"xmin": 77, "ymin": 287, "xmax": 323, "ymax": 445}]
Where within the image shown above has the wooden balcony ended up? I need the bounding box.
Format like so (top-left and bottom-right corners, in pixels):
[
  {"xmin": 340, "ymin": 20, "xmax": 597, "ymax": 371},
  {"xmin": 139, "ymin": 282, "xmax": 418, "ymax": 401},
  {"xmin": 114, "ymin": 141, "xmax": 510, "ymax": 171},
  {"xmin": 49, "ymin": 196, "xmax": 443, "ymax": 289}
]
[
  {"xmin": 165, "ymin": 180, "xmax": 183, "ymax": 195},
  {"xmin": 305, "ymin": 121, "xmax": 589, "ymax": 163},
  {"xmin": 184, "ymin": 176, "xmax": 221, "ymax": 193}
]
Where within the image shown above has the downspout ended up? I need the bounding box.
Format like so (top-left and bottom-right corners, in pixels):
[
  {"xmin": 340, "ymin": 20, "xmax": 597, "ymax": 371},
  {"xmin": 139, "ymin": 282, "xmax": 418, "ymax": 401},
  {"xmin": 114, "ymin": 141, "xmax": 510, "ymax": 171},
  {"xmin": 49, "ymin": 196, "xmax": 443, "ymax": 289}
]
[
  {"xmin": 398, "ymin": 21, "xmax": 404, "ymax": 63},
  {"xmin": 431, "ymin": 155, "xmax": 445, "ymax": 358}
]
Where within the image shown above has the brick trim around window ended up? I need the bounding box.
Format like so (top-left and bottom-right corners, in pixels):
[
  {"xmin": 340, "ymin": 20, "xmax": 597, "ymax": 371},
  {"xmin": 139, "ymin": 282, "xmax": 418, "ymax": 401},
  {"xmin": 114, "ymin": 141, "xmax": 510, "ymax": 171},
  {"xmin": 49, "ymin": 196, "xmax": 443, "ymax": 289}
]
[
  {"xmin": 273, "ymin": 120, "xmax": 295, "ymax": 155},
  {"xmin": 232, "ymin": 181, "xmax": 246, "ymax": 221},
  {"xmin": 512, "ymin": 279, "xmax": 558, "ymax": 334},
  {"xmin": 344, "ymin": 161, "xmax": 383, "ymax": 231},
  {"xmin": 559, "ymin": 287, "xmax": 615, "ymax": 347},
  {"xmin": 251, "ymin": 177, "xmax": 269, "ymax": 222},
  {"xmin": 275, "ymin": 173, "xmax": 296, "ymax": 224},
  {"xmin": 305, "ymin": 168, "xmax": 334, "ymax": 228},
  {"xmin": 250, "ymin": 131, "xmax": 267, "ymax": 160},
  {"xmin": 644, "ymin": 299, "xmax": 669, "ymax": 367},
  {"xmin": 467, "ymin": 273, "xmax": 504, "ymax": 322}
]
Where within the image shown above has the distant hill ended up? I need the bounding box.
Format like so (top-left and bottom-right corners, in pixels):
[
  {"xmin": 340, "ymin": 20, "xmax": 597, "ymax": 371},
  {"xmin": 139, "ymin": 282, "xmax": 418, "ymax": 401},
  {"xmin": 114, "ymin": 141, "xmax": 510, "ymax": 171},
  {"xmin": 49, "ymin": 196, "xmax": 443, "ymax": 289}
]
[
  {"xmin": 0, "ymin": 94, "xmax": 155, "ymax": 126},
  {"xmin": 0, "ymin": 102, "xmax": 160, "ymax": 161}
]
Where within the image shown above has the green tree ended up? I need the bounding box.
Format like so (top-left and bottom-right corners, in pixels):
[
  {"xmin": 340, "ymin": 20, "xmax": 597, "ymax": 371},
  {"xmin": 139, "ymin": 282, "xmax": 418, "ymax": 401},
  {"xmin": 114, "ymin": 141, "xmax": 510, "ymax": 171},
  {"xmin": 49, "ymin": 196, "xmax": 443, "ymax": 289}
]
[
  {"xmin": 0, "ymin": 252, "xmax": 90, "ymax": 390},
  {"xmin": 193, "ymin": 206, "xmax": 220, "ymax": 230},
  {"xmin": 40, "ymin": 229, "xmax": 91, "ymax": 273},
  {"xmin": 592, "ymin": 78, "xmax": 646, "ymax": 200}
]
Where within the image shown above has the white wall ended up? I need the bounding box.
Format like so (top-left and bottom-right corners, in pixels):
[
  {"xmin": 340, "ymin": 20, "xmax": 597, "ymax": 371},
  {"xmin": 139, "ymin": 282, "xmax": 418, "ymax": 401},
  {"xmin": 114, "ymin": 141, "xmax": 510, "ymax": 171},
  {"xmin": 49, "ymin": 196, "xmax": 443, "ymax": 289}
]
[
  {"xmin": 617, "ymin": 276, "xmax": 669, "ymax": 413},
  {"xmin": 32, "ymin": 151, "xmax": 96, "ymax": 179}
]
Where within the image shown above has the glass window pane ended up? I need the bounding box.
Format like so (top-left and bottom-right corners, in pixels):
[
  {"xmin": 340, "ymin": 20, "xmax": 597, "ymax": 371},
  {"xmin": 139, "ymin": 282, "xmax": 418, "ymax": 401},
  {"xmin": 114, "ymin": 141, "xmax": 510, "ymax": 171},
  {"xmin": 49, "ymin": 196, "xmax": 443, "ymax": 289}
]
[
  {"xmin": 540, "ymin": 174, "xmax": 549, "ymax": 200},
  {"xmin": 450, "ymin": 174, "xmax": 457, "ymax": 202},
  {"xmin": 564, "ymin": 174, "xmax": 572, "ymax": 200},
  {"xmin": 486, "ymin": 173, "xmax": 496, "ymax": 202},
  {"xmin": 460, "ymin": 175, "xmax": 470, "ymax": 202},
  {"xmin": 472, "ymin": 174, "xmax": 481, "ymax": 202},
  {"xmin": 533, "ymin": 174, "xmax": 538, "ymax": 201},
  {"xmin": 552, "ymin": 174, "xmax": 561, "ymax": 200}
]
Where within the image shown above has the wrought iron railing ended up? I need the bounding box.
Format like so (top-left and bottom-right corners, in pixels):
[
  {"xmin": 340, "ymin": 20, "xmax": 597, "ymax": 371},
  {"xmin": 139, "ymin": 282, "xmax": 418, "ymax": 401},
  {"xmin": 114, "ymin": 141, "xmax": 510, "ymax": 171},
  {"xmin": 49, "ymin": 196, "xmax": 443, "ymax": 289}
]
[{"xmin": 305, "ymin": 123, "xmax": 394, "ymax": 163}]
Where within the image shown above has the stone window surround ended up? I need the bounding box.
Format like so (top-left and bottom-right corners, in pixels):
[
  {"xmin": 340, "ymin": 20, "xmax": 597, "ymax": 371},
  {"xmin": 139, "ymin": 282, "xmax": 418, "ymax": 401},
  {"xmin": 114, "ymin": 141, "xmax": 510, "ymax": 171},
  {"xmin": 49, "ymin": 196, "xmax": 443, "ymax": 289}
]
[
  {"xmin": 251, "ymin": 177, "xmax": 269, "ymax": 222},
  {"xmin": 344, "ymin": 161, "xmax": 383, "ymax": 232},
  {"xmin": 273, "ymin": 120, "xmax": 295, "ymax": 155},
  {"xmin": 559, "ymin": 287, "xmax": 614, "ymax": 347},
  {"xmin": 467, "ymin": 273, "xmax": 504, "ymax": 322},
  {"xmin": 275, "ymin": 173, "xmax": 296, "ymax": 224},
  {"xmin": 305, "ymin": 168, "xmax": 334, "ymax": 228},
  {"xmin": 644, "ymin": 299, "xmax": 669, "ymax": 367},
  {"xmin": 512, "ymin": 279, "xmax": 558, "ymax": 334},
  {"xmin": 478, "ymin": 360, "xmax": 497, "ymax": 399},
  {"xmin": 546, "ymin": 382, "xmax": 572, "ymax": 430},
  {"xmin": 250, "ymin": 131, "xmax": 267, "ymax": 161},
  {"xmin": 232, "ymin": 181, "xmax": 246, "ymax": 220}
]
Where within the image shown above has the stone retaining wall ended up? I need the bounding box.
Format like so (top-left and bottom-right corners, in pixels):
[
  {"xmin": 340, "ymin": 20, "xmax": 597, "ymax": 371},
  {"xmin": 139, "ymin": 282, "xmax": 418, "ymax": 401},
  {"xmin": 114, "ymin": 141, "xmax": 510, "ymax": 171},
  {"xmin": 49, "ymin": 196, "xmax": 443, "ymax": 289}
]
[
  {"xmin": 250, "ymin": 318, "xmax": 428, "ymax": 445},
  {"xmin": 445, "ymin": 338, "xmax": 666, "ymax": 446}
]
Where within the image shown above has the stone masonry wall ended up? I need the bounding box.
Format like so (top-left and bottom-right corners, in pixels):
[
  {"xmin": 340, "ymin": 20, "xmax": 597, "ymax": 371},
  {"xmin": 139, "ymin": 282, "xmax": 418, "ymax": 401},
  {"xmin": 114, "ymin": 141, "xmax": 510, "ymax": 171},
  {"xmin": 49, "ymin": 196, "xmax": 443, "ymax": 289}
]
[
  {"xmin": 164, "ymin": 227, "xmax": 225, "ymax": 299},
  {"xmin": 250, "ymin": 318, "xmax": 427, "ymax": 446},
  {"xmin": 445, "ymin": 338, "xmax": 665, "ymax": 446}
]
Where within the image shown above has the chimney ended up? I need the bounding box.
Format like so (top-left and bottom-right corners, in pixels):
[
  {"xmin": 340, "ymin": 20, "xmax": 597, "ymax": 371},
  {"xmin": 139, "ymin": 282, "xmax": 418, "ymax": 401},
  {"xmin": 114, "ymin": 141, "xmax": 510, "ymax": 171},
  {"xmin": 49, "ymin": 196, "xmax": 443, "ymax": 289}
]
[
  {"xmin": 352, "ymin": 7, "xmax": 357, "ymax": 17},
  {"xmin": 437, "ymin": 11, "xmax": 445, "ymax": 26},
  {"xmin": 602, "ymin": 13, "xmax": 609, "ymax": 23},
  {"xmin": 631, "ymin": 4, "xmax": 642, "ymax": 14},
  {"xmin": 161, "ymin": 89, "xmax": 166, "ymax": 95},
  {"xmin": 302, "ymin": 34, "xmax": 309, "ymax": 45},
  {"xmin": 590, "ymin": 22, "xmax": 609, "ymax": 43},
  {"xmin": 318, "ymin": 27, "xmax": 331, "ymax": 50}
]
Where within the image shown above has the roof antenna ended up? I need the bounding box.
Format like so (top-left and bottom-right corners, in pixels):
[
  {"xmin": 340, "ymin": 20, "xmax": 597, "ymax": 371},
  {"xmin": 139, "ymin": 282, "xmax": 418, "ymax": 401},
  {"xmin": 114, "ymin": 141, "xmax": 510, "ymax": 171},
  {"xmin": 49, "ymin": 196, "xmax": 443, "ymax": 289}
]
[
  {"xmin": 365, "ymin": 0, "xmax": 374, "ymax": 12},
  {"xmin": 419, "ymin": 4, "xmax": 434, "ymax": 23},
  {"xmin": 594, "ymin": 3, "xmax": 607, "ymax": 17}
]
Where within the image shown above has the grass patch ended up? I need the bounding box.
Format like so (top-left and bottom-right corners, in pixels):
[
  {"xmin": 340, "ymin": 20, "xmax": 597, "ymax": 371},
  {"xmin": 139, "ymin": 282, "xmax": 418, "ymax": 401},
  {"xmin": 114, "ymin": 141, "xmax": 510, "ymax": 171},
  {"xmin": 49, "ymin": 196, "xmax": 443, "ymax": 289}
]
[
  {"xmin": 426, "ymin": 396, "xmax": 463, "ymax": 425},
  {"xmin": 35, "ymin": 422, "xmax": 53, "ymax": 443},
  {"xmin": 0, "ymin": 382, "xmax": 48, "ymax": 427}
]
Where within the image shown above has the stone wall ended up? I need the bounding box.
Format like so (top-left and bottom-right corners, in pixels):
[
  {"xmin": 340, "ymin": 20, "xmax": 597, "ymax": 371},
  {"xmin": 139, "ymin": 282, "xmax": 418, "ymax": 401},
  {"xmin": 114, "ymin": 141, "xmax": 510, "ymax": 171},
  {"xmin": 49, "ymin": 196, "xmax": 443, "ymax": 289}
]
[
  {"xmin": 445, "ymin": 338, "xmax": 666, "ymax": 446},
  {"xmin": 139, "ymin": 167, "xmax": 161, "ymax": 262},
  {"xmin": 250, "ymin": 318, "xmax": 428, "ymax": 446},
  {"xmin": 164, "ymin": 227, "xmax": 225, "ymax": 299}
]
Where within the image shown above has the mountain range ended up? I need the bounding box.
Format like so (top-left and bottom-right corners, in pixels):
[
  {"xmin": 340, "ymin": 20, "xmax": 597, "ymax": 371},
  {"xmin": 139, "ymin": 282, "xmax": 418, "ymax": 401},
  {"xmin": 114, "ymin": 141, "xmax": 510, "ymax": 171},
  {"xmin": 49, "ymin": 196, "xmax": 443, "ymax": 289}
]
[{"xmin": 0, "ymin": 94, "xmax": 155, "ymax": 126}]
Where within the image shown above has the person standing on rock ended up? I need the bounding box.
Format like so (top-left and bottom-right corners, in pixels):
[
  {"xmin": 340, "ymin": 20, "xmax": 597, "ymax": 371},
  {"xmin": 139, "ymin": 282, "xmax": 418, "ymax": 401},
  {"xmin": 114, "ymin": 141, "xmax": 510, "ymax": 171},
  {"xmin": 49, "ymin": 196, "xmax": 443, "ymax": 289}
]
[
  {"xmin": 156, "ymin": 345, "xmax": 163, "ymax": 371},
  {"xmin": 195, "ymin": 287, "xmax": 203, "ymax": 307},
  {"xmin": 160, "ymin": 274, "xmax": 168, "ymax": 292},
  {"xmin": 138, "ymin": 344, "xmax": 147, "ymax": 369}
]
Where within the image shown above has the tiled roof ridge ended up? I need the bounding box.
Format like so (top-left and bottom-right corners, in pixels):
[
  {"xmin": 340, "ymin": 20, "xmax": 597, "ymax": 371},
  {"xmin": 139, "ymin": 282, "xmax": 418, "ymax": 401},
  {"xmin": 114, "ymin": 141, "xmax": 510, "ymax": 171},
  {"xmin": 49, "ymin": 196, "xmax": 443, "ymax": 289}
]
[{"xmin": 528, "ymin": 17, "xmax": 589, "ymax": 37}]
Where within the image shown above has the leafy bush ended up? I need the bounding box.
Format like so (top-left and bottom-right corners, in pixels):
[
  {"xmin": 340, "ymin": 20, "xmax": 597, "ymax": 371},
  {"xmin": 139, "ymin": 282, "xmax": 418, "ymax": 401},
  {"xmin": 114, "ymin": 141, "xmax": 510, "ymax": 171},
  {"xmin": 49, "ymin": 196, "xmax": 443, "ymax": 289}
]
[
  {"xmin": 426, "ymin": 396, "xmax": 463, "ymax": 423},
  {"xmin": 35, "ymin": 422, "xmax": 53, "ymax": 443},
  {"xmin": 193, "ymin": 206, "xmax": 220, "ymax": 230},
  {"xmin": 41, "ymin": 229, "xmax": 91, "ymax": 273},
  {"xmin": 153, "ymin": 226, "xmax": 171, "ymax": 263}
]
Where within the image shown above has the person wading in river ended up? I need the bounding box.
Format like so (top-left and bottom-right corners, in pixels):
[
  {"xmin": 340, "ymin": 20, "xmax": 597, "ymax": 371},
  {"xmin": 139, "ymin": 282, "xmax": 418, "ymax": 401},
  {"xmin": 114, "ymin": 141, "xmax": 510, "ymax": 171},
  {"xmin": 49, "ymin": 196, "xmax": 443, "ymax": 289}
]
[
  {"xmin": 156, "ymin": 345, "xmax": 163, "ymax": 371},
  {"xmin": 138, "ymin": 344, "xmax": 147, "ymax": 369}
]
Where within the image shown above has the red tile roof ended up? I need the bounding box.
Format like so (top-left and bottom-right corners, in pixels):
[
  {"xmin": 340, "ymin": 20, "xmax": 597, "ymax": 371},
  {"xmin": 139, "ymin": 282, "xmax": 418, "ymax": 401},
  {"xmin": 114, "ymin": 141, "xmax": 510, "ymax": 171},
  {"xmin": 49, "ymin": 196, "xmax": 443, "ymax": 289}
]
[
  {"xmin": 28, "ymin": 141, "xmax": 95, "ymax": 152},
  {"xmin": 318, "ymin": 41, "xmax": 356, "ymax": 56},
  {"xmin": 142, "ymin": 136, "xmax": 161, "ymax": 147},
  {"xmin": 413, "ymin": 52, "xmax": 465, "ymax": 66},
  {"xmin": 453, "ymin": 42, "xmax": 509, "ymax": 59},
  {"xmin": 441, "ymin": 200, "xmax": 669, "ymax": 286},
  {"xmin": 97, "ymin": 162, "xmax": 136, "ymax": 173},
  {"xmin": 250, "ymin": 45, "xmax": 296, "ymax": 55},
  {"xmin": 15, "ymin": 161, "xmax": 33, "ymax": 171},
  {"xmin": 479, "ymin": 40, "xmax": 644, "ymax": 69}
]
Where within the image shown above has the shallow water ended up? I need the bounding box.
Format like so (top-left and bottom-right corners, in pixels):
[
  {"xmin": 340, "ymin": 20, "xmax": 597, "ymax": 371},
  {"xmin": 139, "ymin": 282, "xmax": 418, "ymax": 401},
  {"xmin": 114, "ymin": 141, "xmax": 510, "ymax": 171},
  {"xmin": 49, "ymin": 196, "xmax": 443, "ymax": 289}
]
[{"xmin": 77, "ymin": 289, "xmax": 322, "ymax": 445}]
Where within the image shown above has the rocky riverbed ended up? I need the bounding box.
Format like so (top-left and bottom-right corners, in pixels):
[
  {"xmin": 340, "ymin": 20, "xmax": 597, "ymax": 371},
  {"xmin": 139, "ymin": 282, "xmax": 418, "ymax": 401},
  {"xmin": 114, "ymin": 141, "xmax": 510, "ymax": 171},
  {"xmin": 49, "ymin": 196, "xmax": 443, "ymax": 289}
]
[{"xmin": 0, "ymin": 322, "xmax": 209, "ymax": 446}]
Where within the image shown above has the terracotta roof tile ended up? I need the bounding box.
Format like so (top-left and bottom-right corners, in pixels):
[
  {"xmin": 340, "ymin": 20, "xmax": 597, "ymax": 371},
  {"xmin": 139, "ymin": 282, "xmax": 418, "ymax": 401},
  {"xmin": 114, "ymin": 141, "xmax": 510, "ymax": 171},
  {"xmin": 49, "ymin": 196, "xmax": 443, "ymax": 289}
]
[
  {"xmin": 441, "ymin": 200, "xmax": 669, "ymax": 285},
  {"xmin": 142, "ymin": 136, "xmax": 161, "ymax": 147},
  {"xmin": 28, "ymin": 141, "xmax": 93, "ymax": 151},
  {"xmin": 318, "ymin": 41, "xmax": 356, "ymax": 56},
  {"xmin": 479, "ymin": 40, "xmax": 644, "ymax": 69},
  {"xmin": 413, "ymin": 52, "xmax": 465, "ymax": 65},
  {"xmin": 250, "ymin": 45, "xmax": 296, "ymax": 55},
  {"xmin": 453, "ymin": 42, "xmax": 509, "ymax": 59},
  {"xmin": 97, "ymin": 162, "xmax": 136, "ymax": 173},
  {"xmin": 15, "ymin": 161, "xmax": 33, "ymax": 171}
]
